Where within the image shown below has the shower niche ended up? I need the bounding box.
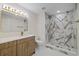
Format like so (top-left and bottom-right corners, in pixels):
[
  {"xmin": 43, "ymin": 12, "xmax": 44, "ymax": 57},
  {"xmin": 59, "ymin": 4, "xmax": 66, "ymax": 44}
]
[{"xmin": 45, "ymin": 11, "xmax": 77, "ymax": 55}]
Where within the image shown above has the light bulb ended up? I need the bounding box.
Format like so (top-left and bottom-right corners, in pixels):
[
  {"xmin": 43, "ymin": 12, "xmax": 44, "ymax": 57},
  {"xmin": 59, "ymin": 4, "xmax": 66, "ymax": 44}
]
[{"xmin": 57, "ymin": 10, "xmax": 60, "ymax": 13}]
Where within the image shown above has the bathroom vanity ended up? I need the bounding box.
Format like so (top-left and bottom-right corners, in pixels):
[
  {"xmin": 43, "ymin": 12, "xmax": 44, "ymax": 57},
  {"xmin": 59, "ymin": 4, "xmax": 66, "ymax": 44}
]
[
  {"xmin": 0, "ymin": 4, "xmax": 37, "ymax": 56},
  {"xmin": 0, "ymin": 36, "xmax": 37, "ymax": 56}
]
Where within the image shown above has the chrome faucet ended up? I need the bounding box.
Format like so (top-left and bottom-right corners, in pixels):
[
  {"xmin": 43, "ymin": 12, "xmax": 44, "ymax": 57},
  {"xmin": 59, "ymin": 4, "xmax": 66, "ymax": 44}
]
[{"xmin": 21, "ymin": 31, "xmax": 23, "ymax": 36}]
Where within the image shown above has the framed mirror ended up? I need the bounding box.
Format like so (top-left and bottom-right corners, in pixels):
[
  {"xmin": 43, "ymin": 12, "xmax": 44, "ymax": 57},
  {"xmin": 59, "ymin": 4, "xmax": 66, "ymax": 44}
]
[{"xmin": 0, "ymin": 10, "xmax": 28, "ymax": 33}]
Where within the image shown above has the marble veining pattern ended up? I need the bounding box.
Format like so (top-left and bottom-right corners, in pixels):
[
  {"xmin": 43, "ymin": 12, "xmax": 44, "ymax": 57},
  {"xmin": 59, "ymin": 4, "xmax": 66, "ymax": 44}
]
[{"xmin": 45, "ymin": 12, "xmax": 77, "ymax": 53}]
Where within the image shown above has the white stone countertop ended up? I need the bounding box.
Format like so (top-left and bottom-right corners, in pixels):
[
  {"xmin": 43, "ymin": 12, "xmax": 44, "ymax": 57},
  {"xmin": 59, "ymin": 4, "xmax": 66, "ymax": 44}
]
[{"xmin": 0, "ymin": 34, "xmax": 34, "ymax": 44}]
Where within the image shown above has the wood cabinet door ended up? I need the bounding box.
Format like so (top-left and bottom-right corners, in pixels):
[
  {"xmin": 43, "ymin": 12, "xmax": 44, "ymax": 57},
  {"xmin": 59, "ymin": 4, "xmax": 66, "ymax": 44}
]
[
  {"xmin": 16, "ymin": 39, "xmax": 28, "ymax": 56},
  {"xmin": 16, "ymin": 43, "xmax": 28, "ymax": 56},
  {"xmin": 0, "ymin": 41, "xmax": 16, "ymax": 56},
  {"xmin": 0, "ymin": 36, "xmax": 36, "ymax": 56},
  {"xmin": 8, "ymin": 41, "xmax": 17, "ymax": 56},
  {"xmin": 0, "ymin": 48, "xmax": 9, "ymax": 56},
  {"xmin": 8, "ymin": 46, "xmax": 16, "ymax": 56},
  {"xmin": 28, "ymin": 46, "xmax": 35, "ymax": 56},
  {"xmin": 0, "ymin": 45, "xmax": 16, "ymax": 56},
  {"xmin": 16, "ymin": 43, "xmax": 23, "ymax": 56},
  {"xmin": 22, "ymin": 42, "xmax": 28, "ymax": 56},
  {"xmin": 28, "ymin": 38, "xmax": 37, "ymax": 56}
]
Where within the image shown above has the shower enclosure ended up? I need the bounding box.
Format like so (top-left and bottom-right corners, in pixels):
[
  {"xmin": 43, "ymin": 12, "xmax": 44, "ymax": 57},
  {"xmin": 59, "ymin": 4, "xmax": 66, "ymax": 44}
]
[{"xmin": 45, "ymin": 11, "xmax": 77, "ymax": 55}]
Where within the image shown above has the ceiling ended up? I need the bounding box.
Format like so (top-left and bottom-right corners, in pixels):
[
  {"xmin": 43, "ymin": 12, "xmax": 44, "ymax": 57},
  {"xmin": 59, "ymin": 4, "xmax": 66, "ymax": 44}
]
[{"xmin": 18, "ymin": 3, "xmax": 76, "ymax": 15}]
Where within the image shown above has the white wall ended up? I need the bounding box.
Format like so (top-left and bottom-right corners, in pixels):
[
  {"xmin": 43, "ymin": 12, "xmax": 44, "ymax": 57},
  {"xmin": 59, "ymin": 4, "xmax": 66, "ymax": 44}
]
[
  {"xmin": 75, "ymin": 4, "xmax": 79, "ymax": 55},
  {"xmin": 0, "ymin": 10, "xmax": 1, "ymax": 31},
  {"xmin": 36, "ymin": 11, "xmax": 46, "ymax": 44}
]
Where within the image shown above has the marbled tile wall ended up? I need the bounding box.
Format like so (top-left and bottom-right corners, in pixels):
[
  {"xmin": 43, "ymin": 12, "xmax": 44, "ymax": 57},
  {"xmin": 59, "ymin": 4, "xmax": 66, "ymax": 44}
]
[{"xmin": 45, "ymin": 12, "xmax": 77, "ymax": 52}]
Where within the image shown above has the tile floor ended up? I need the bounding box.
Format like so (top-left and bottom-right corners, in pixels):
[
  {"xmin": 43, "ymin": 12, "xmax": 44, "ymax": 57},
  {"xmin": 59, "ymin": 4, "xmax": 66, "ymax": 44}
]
[{"xmin": 33, "ymin": 46, "xmax": 67, "ymax": 56}]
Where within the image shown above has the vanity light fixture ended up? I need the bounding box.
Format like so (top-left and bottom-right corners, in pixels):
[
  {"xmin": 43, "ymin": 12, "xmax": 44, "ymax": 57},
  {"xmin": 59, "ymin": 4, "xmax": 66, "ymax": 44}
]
[
  {"xmin": 2, "ymin": 5, "xmax": 28, "ymax": 18},
  {"xmin": 57, "ymin": 10, "xmax": 61, "ymax": 13}
]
